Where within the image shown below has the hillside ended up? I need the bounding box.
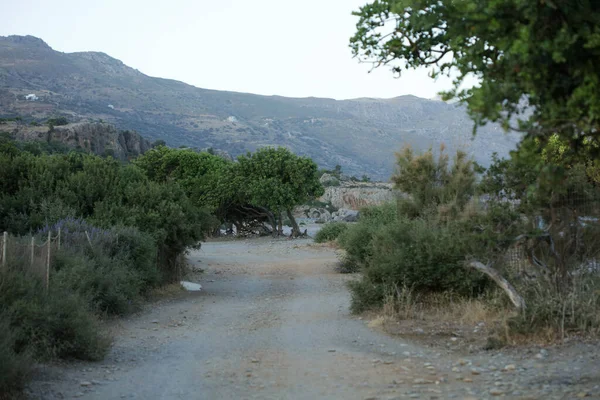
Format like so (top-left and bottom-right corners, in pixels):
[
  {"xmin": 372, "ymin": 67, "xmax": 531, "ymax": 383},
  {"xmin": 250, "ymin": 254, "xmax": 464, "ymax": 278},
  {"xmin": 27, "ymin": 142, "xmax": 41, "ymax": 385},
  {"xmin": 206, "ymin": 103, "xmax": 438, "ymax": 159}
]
[{"xmin": 0, "ymin": 35, "xmax": 521, "ymax": 180}]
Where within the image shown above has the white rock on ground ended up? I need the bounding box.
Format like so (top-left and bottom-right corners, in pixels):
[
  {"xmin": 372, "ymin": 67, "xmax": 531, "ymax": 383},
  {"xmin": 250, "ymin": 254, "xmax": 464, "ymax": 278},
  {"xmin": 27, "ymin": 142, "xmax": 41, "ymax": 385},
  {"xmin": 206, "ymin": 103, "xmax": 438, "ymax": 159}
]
[{"xmin": 180, "ymin": 281, "xmax": 202, "ymax": 291}]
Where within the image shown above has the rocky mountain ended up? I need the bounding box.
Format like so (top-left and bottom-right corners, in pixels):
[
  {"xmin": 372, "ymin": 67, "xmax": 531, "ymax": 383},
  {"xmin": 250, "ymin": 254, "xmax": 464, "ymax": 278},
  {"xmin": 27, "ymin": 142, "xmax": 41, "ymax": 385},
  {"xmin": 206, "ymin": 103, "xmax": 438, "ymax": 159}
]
[{"xmin": 0, "ymin": 35, "xmax": 521, "ymax": 180}]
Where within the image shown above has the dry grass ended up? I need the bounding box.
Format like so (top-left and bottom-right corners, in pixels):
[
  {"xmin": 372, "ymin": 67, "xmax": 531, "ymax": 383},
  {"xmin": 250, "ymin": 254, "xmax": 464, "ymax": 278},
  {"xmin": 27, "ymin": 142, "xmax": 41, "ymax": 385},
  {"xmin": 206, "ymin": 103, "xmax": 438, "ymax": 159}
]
[
  {"xmin": 146, "ymin": 283, "xmax": 186, "ymax": 301},
  {"xmin": 366, "ymin": 285, "xmax": 514, "ymax": 350},
  {"xmin": 368, "ymin": 280, "xmax": 600, "ymax": 348},
  {"xmin": 380, "ymin": 284, "xmax": 507, "ymax": 324}
]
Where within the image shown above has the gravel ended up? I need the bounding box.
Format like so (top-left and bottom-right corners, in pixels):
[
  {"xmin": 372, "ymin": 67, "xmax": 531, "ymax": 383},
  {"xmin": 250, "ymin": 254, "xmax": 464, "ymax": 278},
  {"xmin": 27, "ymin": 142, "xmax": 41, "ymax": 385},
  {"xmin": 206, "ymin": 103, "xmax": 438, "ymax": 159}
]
[{"xmin": 26, "ymin": 236, "xmax": 600, "ymax": 400}]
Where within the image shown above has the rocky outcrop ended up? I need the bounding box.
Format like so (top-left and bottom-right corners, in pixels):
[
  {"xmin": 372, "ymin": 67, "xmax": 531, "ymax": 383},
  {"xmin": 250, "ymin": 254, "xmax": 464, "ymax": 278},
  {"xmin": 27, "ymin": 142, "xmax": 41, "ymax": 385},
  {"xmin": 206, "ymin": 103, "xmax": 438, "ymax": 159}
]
[
  {"xmin": 318, "ymin": 182, "xmax": 396, "ymax": 210},
  {"xmin": 9, "ymin": 122, "xmax": 151, "ymax": 160},
  {"xmin": 319, "ymin": 173, "xmax": 340, "ymax": 187},
  {"xmin": 332, "ymin": 209, "xmax": 360, "ymax": 222}
]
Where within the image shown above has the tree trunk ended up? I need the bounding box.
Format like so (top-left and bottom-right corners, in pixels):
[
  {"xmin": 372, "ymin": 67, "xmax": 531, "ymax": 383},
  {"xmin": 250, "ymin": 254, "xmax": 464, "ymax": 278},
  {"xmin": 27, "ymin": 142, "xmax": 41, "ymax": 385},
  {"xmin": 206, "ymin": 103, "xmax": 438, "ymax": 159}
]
[
  {"xmin": 467, "ymin": 261, "xmax": 526, "ymax": 311},
  {"xmin": 264, "ymin": 208, "xmax": 278, "ymax": 238},
  {"xmin": 233, "ymin": 221, "xmax": 241, "ymax": 236},
  {"xmin": 286, "ymin": 209, "xmax": 301, "ymax": 237},
  {"xmin": 278, "ymin": 212, "xmax": 284, "ymax": 236}
]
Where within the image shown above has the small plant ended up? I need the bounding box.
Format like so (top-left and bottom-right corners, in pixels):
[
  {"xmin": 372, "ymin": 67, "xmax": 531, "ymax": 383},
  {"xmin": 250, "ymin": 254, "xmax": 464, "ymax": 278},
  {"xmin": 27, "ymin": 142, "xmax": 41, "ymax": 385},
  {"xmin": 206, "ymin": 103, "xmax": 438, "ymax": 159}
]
[{"xmin": 314, "ymin": 222, "xmax": 348, "ymax": 243}]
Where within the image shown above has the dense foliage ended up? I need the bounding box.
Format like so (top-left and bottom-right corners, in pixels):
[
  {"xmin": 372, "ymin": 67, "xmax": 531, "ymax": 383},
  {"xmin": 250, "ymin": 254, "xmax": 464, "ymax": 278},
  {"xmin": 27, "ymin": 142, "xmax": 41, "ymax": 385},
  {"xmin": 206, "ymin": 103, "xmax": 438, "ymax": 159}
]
[
  {"xmin": 236, "ymin": 147, "xmax": 324, "ymax": 236},
  {"xmin": 136, "ymin": 146, "xmax": 324, "ymax": 237},
  {"xmin": 351, "ymin": 0, "xmax": 600, "ymax": 151},
  {"xmin": 340, "ymin": 142, "xmax": 600, "ymax": 338},
  {"xmin": 0, "ymin": 136, "xmax": 325, "ymax": 394}
]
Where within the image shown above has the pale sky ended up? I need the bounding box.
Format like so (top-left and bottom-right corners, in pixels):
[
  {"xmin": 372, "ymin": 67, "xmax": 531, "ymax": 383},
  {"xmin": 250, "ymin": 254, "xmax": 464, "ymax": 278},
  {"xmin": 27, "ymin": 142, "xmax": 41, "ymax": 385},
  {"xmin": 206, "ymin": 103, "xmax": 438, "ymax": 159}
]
[{"xmin": 1, "ymin": 0, "xmax": 468, "ymax": 100}]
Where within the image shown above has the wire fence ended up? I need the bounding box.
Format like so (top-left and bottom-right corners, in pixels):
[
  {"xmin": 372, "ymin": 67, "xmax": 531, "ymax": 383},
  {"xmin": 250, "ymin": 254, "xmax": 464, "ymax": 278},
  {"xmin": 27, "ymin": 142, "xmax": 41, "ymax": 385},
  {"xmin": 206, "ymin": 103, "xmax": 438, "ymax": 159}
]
[{"xmin": 0, "ymin": 229, "xmax": 80, "ymax": 291}]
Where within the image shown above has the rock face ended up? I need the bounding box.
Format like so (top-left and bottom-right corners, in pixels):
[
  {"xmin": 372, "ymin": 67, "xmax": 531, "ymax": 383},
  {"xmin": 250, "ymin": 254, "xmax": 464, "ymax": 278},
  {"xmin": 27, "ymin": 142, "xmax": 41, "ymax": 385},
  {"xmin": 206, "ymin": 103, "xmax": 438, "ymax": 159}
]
[
  {"xmin": 8, "ymin": 121, "xmax": 151, "ymax": 160},
  {"xmin": 319, "ymin": 182, "xmax": 396, "ymax": 210}
]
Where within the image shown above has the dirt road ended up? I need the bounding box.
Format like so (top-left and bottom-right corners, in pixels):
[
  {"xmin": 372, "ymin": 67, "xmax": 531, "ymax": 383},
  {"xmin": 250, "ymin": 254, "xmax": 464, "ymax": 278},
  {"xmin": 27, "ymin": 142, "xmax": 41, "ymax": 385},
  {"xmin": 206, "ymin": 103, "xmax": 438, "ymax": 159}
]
[{"xmin": 27, "ymin": 238, "xmax": 600, "ymax": 399}]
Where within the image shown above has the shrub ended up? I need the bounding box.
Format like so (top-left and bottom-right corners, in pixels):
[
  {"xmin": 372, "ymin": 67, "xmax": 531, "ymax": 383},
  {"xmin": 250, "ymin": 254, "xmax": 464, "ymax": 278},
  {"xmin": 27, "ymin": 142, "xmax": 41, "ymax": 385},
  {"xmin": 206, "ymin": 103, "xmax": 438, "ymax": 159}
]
[
  {"xmin": 347, "ymin": 278, "xmax": 387, "ymax": 313},
  {"xmin": 314, "ymin": 222, "xmax": 348, "ymax": 243},
  {"xmin": 392, "ymin": 145, "xmax": 476, "ymax": 219},
  {"xmin": 0, "ymin": 316, "xmax": 30, "ymax": 396},
  {"xmin": 44, "ymin": 219, "xmax": 160, "ymax": 313},
  {"xmin": 373, "ymin": 219, "xmax": 487, "ymax": 290},
  {"xmin": 95, "ymin": 225, "xmax": 160, "ymax": 289},
  {"xmin": 0, "ymin": 264, "xmax": 110, "ymax": 362},
  {"xmin": 347, "ymin": 216, "xmax": 489, "ymax": 312},
  {"xmin": 53, "ymin": 251, "xmax": 142, "ymax": 315},
  {"xmin": 506, "ymin": 274, "xmax": 600, "ymax": 340},
  {"xmin": 337, "ymin": 203, "xmax": 397, "ymax": 272}
]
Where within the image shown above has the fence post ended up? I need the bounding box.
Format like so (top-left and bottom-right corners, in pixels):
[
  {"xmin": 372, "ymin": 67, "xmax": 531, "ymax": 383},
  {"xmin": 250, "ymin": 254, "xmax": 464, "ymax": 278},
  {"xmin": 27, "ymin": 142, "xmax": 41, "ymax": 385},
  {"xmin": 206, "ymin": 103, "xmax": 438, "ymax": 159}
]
[
  {"xmin": 2, "ymin": 232, "xmax": 7, "ymax": 266},
  {"xmin": 85, "ymin": 231, "xmax": 93, "ymax": 248},
  {"xmin": 46, "ymin": 231, "xmax": 51, "ymax": 292},
  {"xmin": 31, "ymin": 236, "xmax": 34, "ymax": 267},
  {"xmin": 57, "ymin": 227, "xmax": 61, "ymax": 250}
]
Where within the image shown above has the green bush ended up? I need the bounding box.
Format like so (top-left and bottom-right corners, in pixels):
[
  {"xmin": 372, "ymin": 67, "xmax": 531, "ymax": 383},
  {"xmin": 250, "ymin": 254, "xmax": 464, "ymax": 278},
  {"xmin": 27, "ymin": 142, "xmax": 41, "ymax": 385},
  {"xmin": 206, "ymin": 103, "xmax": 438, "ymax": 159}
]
[
  {"xmin": 314, "ymin": 222, "xmax": 348, "ymax": 243},
  {"xmin": 337, "ymin": 203, "xmax": 397, "ymax": 272},
  {"xmin": 0, "ymin": 264, "xmax": 110, "ymax": 362},
  {"xmin": 97, "ymin": 225, "xmax": 160, "ymax": 289},
  {"xmin": 347, "ymin": 278, "xmax": 387, "ymax": 313},
  {"xmin": 344, "ymin": 211, "xmax": 490, "ymax": 312},
  {"xmin": 0, "ymin": 316, "xmax": 31, "ymax": 396},
  {"xmin": 53, "ymin": 251, "xmax": 142, "ymax": 315}
]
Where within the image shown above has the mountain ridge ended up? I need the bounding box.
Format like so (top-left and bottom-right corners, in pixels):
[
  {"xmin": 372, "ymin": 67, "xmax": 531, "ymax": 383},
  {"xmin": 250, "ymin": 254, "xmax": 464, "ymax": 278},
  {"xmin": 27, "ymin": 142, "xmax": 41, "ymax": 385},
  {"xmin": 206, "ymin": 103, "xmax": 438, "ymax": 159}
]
[{"xmin": 0, "ymin": 35, "xmax": 521, "ymax": 180}]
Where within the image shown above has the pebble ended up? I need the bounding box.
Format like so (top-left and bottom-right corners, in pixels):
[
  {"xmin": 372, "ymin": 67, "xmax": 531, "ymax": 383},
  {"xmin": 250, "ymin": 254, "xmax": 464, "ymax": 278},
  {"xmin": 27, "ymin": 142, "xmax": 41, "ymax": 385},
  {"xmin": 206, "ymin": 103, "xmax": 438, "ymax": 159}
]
[
  {"xmin": 503, "ymin": 364, "xmax": 516, "ymax": 371},
  {"xmin": 489, "ymin": 388, "xmax": 504, "ymax": 396},
  {"xmin": 414, "ymin": 378, "xmax": 434, "ymax": 384},
  {"xmin": 80, "ymin": 381, "xmax": 92, "ymax": 387},
  {"xmin": 328, "ymin": 349, "xmax": 336, "ymax": 352}
]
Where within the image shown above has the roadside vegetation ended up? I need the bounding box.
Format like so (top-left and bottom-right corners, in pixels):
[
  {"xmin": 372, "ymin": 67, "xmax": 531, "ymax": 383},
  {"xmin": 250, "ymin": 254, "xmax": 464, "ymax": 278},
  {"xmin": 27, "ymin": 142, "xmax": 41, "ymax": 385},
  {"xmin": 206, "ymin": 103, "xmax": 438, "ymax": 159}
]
[
  {"xmin": 344, "ymin": 0, "xmax": 600, "ymax": 345},
  {"xmin": 313, "ymin": 222, "xmax": 348, "ymax": 244},
  {"xmin": 0, "ymin": 135, "xmax": 323, "ymax": 396},
  {"xmin": 337, "ymin": 141, "xmax": 600, "ymax": 343}
]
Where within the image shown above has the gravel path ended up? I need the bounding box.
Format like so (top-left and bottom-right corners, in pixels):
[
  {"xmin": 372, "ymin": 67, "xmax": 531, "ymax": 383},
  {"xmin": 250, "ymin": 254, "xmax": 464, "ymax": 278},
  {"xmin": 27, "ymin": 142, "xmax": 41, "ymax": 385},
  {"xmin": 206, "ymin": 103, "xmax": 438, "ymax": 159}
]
[{"xmin": 26, "ymin": 238, "xmax": 600, "ymax": 399}]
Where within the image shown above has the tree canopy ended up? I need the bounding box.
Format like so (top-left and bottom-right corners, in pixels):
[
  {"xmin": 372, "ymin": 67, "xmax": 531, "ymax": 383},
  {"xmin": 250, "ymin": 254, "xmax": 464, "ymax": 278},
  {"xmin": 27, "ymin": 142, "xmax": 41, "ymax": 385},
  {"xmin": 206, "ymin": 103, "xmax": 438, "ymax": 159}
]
[
  {"xmin": 350, "ymin": 0, "xmax": 600, "ymax": 151},
  {"xmin": 236, "ymin": 147, "xmax": 324, "ymax": 236},
  {"xmin": 135, "ymin": 145, "xmax": 324, "ymax": 237}
]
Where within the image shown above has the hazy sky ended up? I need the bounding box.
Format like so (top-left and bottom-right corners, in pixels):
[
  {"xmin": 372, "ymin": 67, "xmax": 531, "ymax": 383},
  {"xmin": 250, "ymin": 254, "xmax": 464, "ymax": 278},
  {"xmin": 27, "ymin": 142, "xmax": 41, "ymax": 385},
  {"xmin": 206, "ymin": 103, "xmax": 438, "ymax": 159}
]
[{"xmin": 1, "ymin": 0, "xmax": 468, "ymax": 100}]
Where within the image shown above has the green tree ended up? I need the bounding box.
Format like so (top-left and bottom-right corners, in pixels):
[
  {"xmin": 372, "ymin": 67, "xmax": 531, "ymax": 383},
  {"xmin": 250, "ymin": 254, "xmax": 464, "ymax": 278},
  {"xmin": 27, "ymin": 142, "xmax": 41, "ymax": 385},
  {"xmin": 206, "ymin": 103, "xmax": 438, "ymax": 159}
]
[
  {"xmin": 134, "ymin": 146, "xmax": 230, "ymax": 213},
  {"xmin": 236, "ymin": 147, "xmax": 324, "ymax": 237},
  {"xmin": 350, "ymin": 0, "xmax": 600, "ymax": 150}
]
